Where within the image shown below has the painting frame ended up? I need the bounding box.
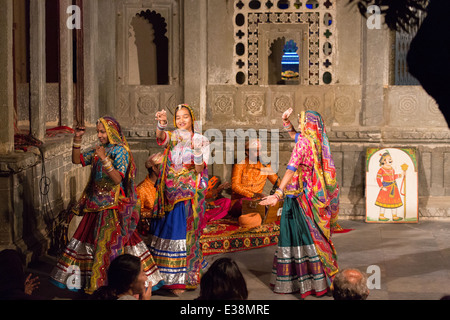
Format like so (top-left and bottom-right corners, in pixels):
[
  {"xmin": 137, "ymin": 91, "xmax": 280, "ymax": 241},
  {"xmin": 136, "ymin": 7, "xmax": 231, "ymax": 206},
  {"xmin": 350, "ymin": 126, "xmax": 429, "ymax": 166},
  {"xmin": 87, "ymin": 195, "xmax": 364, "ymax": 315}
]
[{"xmin": 365, "ymin": 147, "xmax": 419, "ymax": 223}]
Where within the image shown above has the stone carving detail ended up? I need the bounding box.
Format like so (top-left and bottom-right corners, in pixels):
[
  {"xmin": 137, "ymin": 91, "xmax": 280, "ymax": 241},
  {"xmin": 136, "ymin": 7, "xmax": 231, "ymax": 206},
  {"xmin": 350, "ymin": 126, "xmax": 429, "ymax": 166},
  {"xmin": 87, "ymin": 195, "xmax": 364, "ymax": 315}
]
[
  {"xmin": 118, "ymin": 93, "xmax": 130, "ymax": 121},
  {"xmin": 214, "ymin": 95, "xmax": 234, "ymax": 114},
  {"xmin": 248, "ymin": 73, "xmax": 258, "ymax": 86},
  {"xmin": 428, "ymin": 97, "xmax": 441, "ymax": 115},
  {"xmin": 137, "ymin": 94, "xmax": 158, "ymax": 116},
  {"xmin": 245, "ymin": 94, "xmax": 265, "ymax": 115},
  {"xmin": 334, "ymin": 96, "xmax": 352, "ymax": 113},
  {"xmin": 334, "ymin": 96, "xmax": 354, "ymax": 124},
  {"xmin": 274, "ymin": 95, "xmax": 293, "ymax": 113},
  {"xmin": 304, "ymin": 96, "xmax": 321, "ymax": 111},
  {"xmin": 163, "ymin": 93, "xmax": 177, "ymax": 111},
  {"xmin": 398, "ymin": 95, "xmax": 418, "ymax": 115}
]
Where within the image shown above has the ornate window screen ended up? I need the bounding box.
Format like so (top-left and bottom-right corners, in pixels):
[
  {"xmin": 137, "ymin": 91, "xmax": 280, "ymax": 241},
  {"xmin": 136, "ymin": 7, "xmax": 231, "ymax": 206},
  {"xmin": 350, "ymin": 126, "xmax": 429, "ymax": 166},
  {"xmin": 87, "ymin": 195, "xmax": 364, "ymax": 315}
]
[
  {"xmin": 394, "ymin": 10, "xmax": 426, "ymax": 85},
  {"xmin": 233, "ymin": 0, "xmax": 336, "ymax": 85}
]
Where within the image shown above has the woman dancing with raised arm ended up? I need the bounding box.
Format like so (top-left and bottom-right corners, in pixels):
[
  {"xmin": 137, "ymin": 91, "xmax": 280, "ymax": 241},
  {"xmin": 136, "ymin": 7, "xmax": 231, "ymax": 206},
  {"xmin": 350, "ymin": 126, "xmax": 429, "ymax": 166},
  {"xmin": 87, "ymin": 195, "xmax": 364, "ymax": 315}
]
[
  {"xmin": 150, "ymin": 104, "xmax": 210, "ymax": 295},
  {"xmin": 50, "ymin": 117, "xmax": 163, "ymax": 294},
  {"xmin": 260, "ymin": 110, "xmax": 339, "ymax": 298}
]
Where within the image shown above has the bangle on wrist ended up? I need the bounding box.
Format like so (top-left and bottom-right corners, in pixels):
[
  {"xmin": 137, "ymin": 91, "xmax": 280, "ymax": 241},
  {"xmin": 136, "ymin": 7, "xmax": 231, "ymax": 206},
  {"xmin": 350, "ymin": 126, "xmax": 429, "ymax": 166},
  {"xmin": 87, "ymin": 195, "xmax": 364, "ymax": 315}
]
[
  {"xmin": 283, "ymin": 120, "xmax": 294, "ymax": 132},
  {"xmin": 104, "ymin": 163, "xmax": 114, "ymax": 173},
  {"xmin": 274, "ymin": 188, "xmax": 284, "ymax": 200},
  {"xmin": 194, "ymin": 154, "xmax": 203, "ymax": 165},
  {"xmin": 157, "ymin": 121, "xmax": 167, "ymax": 131},
  {"xmin": 101, "ymin": 158, "xmax": 112, "ymax": 166},
  {"xmin": 101, "ymin": 157, "xmax": 114, "ymax": 173}
]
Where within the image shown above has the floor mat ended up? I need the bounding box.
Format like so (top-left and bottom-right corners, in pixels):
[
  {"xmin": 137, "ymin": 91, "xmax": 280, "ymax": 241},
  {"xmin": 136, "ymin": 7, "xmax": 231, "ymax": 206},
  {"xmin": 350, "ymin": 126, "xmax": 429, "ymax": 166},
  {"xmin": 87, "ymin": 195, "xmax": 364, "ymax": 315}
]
[{"xmin": 200, "ymin": 218, "xmax": 280, "ymax": 256}]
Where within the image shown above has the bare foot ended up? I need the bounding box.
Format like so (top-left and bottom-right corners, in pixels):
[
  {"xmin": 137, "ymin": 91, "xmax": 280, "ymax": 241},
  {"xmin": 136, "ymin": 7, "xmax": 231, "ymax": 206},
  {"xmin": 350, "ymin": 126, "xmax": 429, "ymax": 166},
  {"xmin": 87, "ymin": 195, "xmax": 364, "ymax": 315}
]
[{"xmin": 172, "ymin": 289, "xmax": 185, "ymax": 296}]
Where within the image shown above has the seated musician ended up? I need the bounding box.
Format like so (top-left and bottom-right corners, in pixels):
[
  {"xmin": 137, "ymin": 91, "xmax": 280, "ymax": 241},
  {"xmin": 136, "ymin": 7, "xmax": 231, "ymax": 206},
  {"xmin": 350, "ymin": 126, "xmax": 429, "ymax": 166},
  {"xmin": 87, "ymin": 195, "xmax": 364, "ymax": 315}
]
[{"xmin": 229, "ymin": 139, "xmax": 279, "ymax": 217}]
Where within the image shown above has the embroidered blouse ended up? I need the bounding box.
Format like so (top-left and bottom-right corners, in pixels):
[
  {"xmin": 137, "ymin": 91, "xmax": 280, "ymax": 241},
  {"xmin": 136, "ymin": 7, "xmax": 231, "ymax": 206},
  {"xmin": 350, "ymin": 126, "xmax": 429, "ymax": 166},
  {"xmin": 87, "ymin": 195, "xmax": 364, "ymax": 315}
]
[
  {"xmin": 77, "ymin": 143, "xmax": 129, "ymax": 211},
  {"xmin": 157, "ymin": 129, "xmax": 210, "ymax": 208},
  {"xmin": 285, "ymin": 133, "xmax": 314, "ymax": 197}
]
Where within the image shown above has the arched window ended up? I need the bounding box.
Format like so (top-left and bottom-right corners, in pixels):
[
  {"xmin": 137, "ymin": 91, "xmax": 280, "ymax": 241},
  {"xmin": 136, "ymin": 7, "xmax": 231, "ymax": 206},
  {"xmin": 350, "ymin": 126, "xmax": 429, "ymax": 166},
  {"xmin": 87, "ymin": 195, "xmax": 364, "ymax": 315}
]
[
  {"xmin": 268, "ymin": 39, "xmax": 301, "ymax": 85},
  {"xmin": 268, "ymin": 38, "xmax": 285, "ymax": 85},
  {"xmin": 129, "ymin": 10, "xmax": 169, "ymax": 85}
]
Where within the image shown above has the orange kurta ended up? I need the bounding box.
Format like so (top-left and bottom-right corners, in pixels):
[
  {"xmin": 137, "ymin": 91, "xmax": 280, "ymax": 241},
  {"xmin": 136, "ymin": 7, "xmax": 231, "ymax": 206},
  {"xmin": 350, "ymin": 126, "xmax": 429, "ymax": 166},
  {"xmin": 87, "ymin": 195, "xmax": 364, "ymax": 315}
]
[
  {"xmin": 231, "ymin": 158, "xmax": 279, "ymax": 198},
  {"xmin": 136, "ymin": 175, "xmax": 157, "ymax": 218}
]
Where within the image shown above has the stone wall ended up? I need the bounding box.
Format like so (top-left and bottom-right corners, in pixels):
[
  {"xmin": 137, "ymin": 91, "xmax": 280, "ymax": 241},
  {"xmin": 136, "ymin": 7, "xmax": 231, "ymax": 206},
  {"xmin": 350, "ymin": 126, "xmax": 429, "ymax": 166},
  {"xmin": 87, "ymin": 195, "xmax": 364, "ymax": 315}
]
[{"xmin": 0, "ymin": 132, "xmax": 96, "ymax": 260}]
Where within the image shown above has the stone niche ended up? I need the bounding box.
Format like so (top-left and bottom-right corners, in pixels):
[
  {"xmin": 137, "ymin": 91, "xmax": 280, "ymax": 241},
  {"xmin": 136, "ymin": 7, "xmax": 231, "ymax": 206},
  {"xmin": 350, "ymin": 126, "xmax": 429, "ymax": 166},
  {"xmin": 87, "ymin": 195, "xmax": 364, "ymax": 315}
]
[
  {"xmin": 258, "ymin": 23, "xmax": 309, "ymax": 86},
  {"xmin": 116, "ymin": 0, "xmax": 182, "ymax": 130}
]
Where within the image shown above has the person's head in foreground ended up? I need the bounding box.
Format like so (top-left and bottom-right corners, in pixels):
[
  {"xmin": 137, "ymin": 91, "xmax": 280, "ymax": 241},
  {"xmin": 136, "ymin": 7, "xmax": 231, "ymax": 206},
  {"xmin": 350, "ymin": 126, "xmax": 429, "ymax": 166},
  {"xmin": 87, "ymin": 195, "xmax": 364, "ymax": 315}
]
[
  {"xmin": 197, "ymin": 257, "xmax": 248, "ymax": 300},
  {"xmin": 332, "ymin": 268, "xmax": 369, "ymax": 300}
]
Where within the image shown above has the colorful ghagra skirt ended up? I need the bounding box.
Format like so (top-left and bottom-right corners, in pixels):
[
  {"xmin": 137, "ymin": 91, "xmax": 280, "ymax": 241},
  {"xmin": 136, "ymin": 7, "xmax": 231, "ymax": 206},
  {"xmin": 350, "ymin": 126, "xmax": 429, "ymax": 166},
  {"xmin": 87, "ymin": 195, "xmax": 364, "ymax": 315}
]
[
  {"xmin": 271, "ymin": 196, "xmax": 332, "ymax": 298},
  {"xmin": 148, "ymin": 200, "xmax": 207, "ymax": 290},
  {"xmin": 50, "ymin": 208, "xmax": 164, "ymax": 294}
]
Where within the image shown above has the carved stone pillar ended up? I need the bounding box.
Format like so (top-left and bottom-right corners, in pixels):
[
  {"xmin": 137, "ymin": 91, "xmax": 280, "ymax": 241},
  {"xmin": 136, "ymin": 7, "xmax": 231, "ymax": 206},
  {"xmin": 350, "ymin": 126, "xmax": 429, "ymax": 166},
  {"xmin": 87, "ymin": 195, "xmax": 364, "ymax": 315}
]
[
  {"xmin": 361, "ymin": 18, "xmax": 392, "ymax": 126},
  {"xmin": 183, "ymin": 0, "xmax": 207, "ymax": 123},
  {"xmin": 0, "ymin": 0, "xmax": 14, "ymax": 154},
  {"xmin": 60, "ymin": 0, "xmax": 74, "ymax": 128},
  {"xmin": 29, "ymin": 0, "xmax": 46, "ymax": 140},
  {"xmin": 82, "ymin": 0, "xmax": 98, "ymax": 124}
]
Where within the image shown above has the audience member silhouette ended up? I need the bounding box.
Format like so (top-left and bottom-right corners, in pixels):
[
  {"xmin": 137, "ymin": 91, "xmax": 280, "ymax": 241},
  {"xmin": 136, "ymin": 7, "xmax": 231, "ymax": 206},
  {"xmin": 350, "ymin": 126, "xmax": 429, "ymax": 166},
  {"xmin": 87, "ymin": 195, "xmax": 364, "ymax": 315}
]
[
  {"xmin": 0, "ymin": 249, "xmax": 40, "ymax": 300},
  {"xmin": 91, "ymin": 254, "xmax": 152, "ymax": 300},
  {"xmin": 196, "ymin": 257, "xmax": 248, "ymax": 300}
]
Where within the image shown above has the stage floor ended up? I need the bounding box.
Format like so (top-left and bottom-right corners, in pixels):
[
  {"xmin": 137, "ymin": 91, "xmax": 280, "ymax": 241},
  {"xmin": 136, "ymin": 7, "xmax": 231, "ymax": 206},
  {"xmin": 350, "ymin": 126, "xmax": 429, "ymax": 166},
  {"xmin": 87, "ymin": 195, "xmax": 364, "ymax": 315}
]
[{"xmin": 26, "ymin": 219, "xmax": 450, "ymax": 300}]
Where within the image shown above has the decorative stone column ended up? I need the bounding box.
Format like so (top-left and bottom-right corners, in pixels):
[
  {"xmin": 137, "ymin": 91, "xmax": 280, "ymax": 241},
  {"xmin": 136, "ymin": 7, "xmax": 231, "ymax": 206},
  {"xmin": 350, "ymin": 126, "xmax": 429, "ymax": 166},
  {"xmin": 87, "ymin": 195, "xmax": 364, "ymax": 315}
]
[
  {"xmin": 97, "ymin": 0, "xmax": 117, "ymax": 117},
  {"xmin": 360, "ymin": 15, "xmax": 391, "ymax": 126},
  {"xmin": 82, "ymin": 0, "xmax": 99, "ymax": 124},
  {"xmin": 29, "ymin": 0, "xmax": 46, "ymax": 140},
  {"xmin": 59, "ymin": 0, "xmax": 74, "ymax": 128},
  {"xmin": 183, "ymin": 0, "xmax": 207, "ymax": 123},
  {"xmin": 0, "ymin": 0, "xmax": 14, "ymax": 154}
]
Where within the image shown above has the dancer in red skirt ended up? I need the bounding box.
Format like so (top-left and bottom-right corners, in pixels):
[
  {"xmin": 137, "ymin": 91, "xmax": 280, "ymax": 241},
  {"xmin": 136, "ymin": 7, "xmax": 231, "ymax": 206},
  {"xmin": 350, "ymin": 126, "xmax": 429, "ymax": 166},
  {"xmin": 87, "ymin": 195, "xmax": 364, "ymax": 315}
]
[{"xmin": 50, "ymin": 117, "xmax": 163, "ymax": 294}]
